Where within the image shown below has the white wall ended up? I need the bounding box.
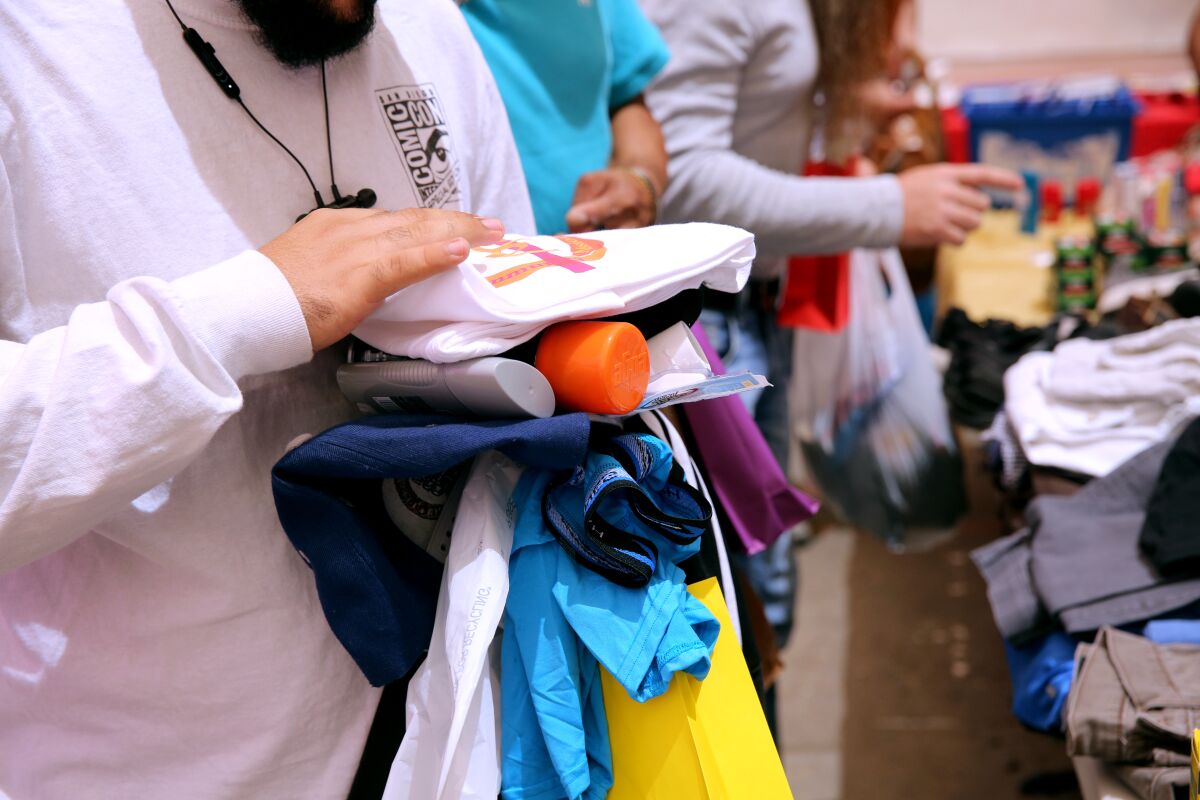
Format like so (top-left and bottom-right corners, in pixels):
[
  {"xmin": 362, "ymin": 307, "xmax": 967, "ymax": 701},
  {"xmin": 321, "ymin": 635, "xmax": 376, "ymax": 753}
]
[{"xmin": 917, "ymin": 0, "xmax": 1195, "ymax": 63}]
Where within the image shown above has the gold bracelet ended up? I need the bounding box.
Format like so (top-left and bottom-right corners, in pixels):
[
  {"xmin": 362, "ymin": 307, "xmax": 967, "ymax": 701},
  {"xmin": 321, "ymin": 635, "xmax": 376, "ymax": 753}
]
[{"xmin": 620, "ymin": 166, "xmax": 660, "ymax": 225}]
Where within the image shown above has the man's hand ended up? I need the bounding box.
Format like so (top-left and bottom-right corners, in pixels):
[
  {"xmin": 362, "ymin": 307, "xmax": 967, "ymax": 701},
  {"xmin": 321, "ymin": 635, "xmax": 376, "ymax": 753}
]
[
  {"xmin": 565, "ymin": 168, "xmax": 657, "ymax": 232},
  {"xmin": 259, "ymin": 207, "xmax": 505, "ymax": 352},
  {"xmin": 897, "ymin": 163, "xmax": 1022, "ymax": 247}
]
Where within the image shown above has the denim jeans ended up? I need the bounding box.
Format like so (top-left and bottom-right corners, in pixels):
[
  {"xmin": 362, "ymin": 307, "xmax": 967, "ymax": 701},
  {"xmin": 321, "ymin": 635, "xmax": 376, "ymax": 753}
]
[
  {"xmin": 697, "ymin": 301, "xmax": 793, "ymax": 467},
  {"xmin": 699, "ymin": 292, "xmax": 797, "ymax": 651}
]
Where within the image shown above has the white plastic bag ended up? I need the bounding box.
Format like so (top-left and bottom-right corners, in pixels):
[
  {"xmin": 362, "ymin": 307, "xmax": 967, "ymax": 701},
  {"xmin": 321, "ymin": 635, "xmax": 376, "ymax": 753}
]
[
  {"xmin": 383, "ymin": 451, "xmax": 523, "ymax": 800},
  {"xmin": 790, "ymin": 248, "xmax": 904, "ymax": 453},
  {"xmin": 792, "ymin": 249, "xmax": 964, "ymax": 544}
]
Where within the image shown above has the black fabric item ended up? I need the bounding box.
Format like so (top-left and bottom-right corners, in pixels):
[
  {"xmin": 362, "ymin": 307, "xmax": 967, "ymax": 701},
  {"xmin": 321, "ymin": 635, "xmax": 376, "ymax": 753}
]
[
  {"xmin": 701, "ymin": 280, "xmax": 780, "ymax": 314},
  {"xmin": 701, "ymin": 286, "xmax": 741, "ymax": 312},
  {"xmin": 1140, "ymin": 417, "xmax": 1200, "ymax": 576},
  {"xmin": 612, "ymin": 288, "xmax": 703, "ymax": 335},
  {"xmin": 345, "ymin": 667, "xmax": 415, "ymax": 800},
  {"xmin": 1168, "ymin": 280, "xmax": 1200, "ymax": 319},
  {"xmin": 937, "ymin": 307, "xmax": 1133, "ymax": 429},
  {"xmin": 936, "ymin": 308, "xmax": 1056, "ymax": 429},
  {"xmin": 680, "ymin": 513, "xmax": 722, "ymax": 585}
]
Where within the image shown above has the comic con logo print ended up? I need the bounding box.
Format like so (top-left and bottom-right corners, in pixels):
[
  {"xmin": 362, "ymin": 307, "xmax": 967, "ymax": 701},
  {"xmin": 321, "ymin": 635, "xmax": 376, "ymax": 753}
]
[{"xmin": 376, "ymin": 84, "xmax": 461, "ymax": 208}]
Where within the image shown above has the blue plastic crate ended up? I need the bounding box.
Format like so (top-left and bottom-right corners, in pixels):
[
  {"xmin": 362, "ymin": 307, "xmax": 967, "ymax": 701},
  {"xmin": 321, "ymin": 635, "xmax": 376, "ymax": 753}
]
[{"xmin": 961, "ymin": 80, "xmax": 1139, "ymax": 168}]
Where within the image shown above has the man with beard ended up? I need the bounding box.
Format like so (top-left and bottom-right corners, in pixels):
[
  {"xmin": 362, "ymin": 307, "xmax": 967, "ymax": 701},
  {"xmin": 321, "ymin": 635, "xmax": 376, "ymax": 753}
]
[{"xmin": 0, "ymin": 0, "xmax": 532, "ymax": 797}]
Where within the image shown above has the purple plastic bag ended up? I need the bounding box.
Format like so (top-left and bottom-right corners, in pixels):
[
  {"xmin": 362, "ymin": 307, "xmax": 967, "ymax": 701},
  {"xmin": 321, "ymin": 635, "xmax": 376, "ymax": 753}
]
[{"xmin": 681, "ymin": 326, "xmax": 819, "ymax": 555}]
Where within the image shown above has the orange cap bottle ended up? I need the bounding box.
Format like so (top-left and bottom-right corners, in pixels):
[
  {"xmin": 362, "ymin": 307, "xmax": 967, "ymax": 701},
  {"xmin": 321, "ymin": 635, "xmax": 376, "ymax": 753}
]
[{"xmin": 535, "ymin": 321, "xmax": 650, "ymax": 415}]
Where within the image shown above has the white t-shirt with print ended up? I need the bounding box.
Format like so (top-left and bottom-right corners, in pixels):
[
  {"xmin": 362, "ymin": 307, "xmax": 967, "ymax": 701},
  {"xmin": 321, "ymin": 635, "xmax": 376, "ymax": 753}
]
[
  {"xmin": 0, "ymin": 0, "xmax": 532, "ymax": 797},
  {"xmin": 357, "ymin": 222, "xmax": 755, "ymax": 361}
]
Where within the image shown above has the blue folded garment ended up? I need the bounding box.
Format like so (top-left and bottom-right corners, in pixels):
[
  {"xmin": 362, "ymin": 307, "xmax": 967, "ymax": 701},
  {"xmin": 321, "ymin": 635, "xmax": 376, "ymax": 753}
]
[
  {"xmin": 1004, "ymin": 632, "xmax": 1078, "ymax": 732},
  {"xmin": 544, "ymin": 433, "xmax": 711, "ymax": 587},
  {"xmin": 272, "ymin": 412, "xmax": 591, "ymax": 686}
]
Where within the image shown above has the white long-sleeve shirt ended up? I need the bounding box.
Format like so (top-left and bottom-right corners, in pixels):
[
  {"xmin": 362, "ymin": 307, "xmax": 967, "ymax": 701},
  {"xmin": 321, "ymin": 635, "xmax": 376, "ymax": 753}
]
[
  {"xmin": 0, "ymin": 0, "xmax": 533, "ymax": 797},
  {"xmin": 640, "ymin": 0, "xmax": 904, "ymax": 277}
]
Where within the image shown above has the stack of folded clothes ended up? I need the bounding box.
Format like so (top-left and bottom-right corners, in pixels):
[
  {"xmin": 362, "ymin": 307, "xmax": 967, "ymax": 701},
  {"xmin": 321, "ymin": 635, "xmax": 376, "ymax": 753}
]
[
  {"xmin": 1004, "ymin": 318, "xmax": 1200, "ymax": 480},
  {"xmin": 1067, "ymin": 627, "xmax": 1197, "ymax": 800},
  {"xmin": 972, "ymin": 435, "xmax": 1200, "ymax": 645},
  {"xmin": 973, "ymin": 417, "xmax": 1200, "ymax": 800}
]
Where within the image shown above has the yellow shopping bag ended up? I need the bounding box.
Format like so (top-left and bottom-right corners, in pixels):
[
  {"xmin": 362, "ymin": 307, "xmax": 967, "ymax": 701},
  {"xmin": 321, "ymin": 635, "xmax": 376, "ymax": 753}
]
[
  {"xmin": 602, "ymin": 577, "xmax": 793, "ymax": 800},
  {"xmin": 1190, "ymin": 729, "xmax": 1199, "ymax": 799}
]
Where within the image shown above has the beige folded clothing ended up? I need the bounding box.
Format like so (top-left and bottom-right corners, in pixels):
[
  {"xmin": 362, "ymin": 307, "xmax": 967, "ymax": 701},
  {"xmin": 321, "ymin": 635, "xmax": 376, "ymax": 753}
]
[{"xmin": 1066, "ymin": 627, "xmax": 1200, "ymax": 799}]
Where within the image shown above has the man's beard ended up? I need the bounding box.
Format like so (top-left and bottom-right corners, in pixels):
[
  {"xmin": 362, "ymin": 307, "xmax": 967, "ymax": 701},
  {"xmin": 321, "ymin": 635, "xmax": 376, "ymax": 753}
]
[{"xmin": 236, "ymin": 0, "xmax": 378, "ymax": 68}]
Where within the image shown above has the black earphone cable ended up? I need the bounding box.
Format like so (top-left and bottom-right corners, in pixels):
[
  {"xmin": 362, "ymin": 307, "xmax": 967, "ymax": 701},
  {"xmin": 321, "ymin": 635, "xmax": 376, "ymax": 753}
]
[
  {"xmin": 320, "ymin": 60, "xmax": 341, "ymax": 201},
  {"xmin": 163, "ymin": 0, "xmax": 332, "ymax": 210},
  {"xmin": 235, "ymin": 97, "xmax": 324, "ymax": 209},
  {"xmin": 164, "ymin": 0, "xmax": 186, "ymax": 28}
]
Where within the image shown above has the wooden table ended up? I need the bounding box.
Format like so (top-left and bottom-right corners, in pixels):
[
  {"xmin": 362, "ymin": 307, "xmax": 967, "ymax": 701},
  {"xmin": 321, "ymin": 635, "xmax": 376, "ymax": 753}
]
[{"xmin": 936, "ymin": 210, "xmax": 1093, "ymax": 328}]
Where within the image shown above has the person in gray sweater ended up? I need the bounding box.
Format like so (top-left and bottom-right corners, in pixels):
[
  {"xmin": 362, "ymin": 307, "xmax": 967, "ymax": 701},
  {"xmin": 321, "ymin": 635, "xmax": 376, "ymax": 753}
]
[
  {"xmin": 642, "ymin": 0, "xmax": 1018, "ymax": 446},
  {"xmin": 639, "ymin": 0, "xmax": 1019, "ymax": 734},
  {"xmin": 643, "ymin": 0, "xmax": 1018, "ymax": 277}
]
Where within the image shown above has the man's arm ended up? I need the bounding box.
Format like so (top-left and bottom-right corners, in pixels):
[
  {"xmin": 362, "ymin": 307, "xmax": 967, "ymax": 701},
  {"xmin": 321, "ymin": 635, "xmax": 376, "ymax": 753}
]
[
  {"xmin": 0, "ymin": 251, "xmax": 308, "ymax": 573},
  {"xmin": 641, "ymin": 0, "xmax": 1020, "ymax": 257},
  {"xmin": 0, "ymin": 203, "xmax": 506, "ymax": 574}
]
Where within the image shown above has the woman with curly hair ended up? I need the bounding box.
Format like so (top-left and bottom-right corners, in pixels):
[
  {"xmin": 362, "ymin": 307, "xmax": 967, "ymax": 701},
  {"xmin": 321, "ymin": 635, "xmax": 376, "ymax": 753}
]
[{"xmin": 639, "ymin": 0, "xmax": 1020, "ymax": 734}]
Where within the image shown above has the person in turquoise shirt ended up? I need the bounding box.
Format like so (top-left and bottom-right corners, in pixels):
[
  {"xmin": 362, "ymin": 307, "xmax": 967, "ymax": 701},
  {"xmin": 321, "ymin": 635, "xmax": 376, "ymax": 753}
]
[{"xmin": 460, "ymin": 0, "xmax": 670, "ymax": 234}]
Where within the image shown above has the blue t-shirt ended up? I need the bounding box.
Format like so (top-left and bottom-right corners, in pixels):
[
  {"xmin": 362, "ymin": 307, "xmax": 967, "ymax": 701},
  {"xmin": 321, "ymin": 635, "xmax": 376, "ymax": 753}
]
[
  {"xmin": 501, "ymin": 435, "xmax": 718, "ymax": 800},
  {"xmin": 462, "ymin": 0, "xmax": 670, "ymax": 234}
]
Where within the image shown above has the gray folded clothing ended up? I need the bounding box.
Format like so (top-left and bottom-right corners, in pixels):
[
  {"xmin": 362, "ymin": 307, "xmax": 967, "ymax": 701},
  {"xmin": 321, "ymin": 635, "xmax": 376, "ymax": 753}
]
[
  {"xmin": 1066, "ymin": 627, "xmax": 1200, "ymax": 765},
  {"xmin": 971, "ymin": 528, "xmax": 1050, "ymax": 643},
  {"xmin": 973, "ymin": 441, "xmax": 1200, "ymax": 640}
]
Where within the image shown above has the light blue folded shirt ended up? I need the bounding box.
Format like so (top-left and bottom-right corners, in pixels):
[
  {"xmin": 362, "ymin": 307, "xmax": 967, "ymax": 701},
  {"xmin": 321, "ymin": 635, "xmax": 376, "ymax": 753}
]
[{"xmin": 501, "ymin": 436, "xmax": 719, "ymax": 800}]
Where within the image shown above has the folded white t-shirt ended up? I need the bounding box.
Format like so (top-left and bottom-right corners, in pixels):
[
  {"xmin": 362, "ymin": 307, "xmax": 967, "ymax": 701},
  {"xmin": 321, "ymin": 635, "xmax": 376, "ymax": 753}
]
[
  {"xmin": 355, "ymin": 222, "xmax": 754, "ymax": 362},
  {"xmin": 1050, "ymin": 319, "xmax": 1200, "ymax": 402},
  {"xmin": 1006, "ymin": 353, "xmax": 1171, "ymax": 478},
  {"xmin": 1005, "ymin": 318, "xmax": 1200, "ymax": 477}
]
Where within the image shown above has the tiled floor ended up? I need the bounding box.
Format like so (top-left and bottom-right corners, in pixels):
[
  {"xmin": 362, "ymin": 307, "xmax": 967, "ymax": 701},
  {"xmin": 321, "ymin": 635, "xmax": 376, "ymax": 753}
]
[
  {"xmin": 774, "ymin": 431, "xmax": 1081, "ymax": 800},
  {"xmin": 776, "ymin": 528, "xmax": 854, "ymax": 800}
]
